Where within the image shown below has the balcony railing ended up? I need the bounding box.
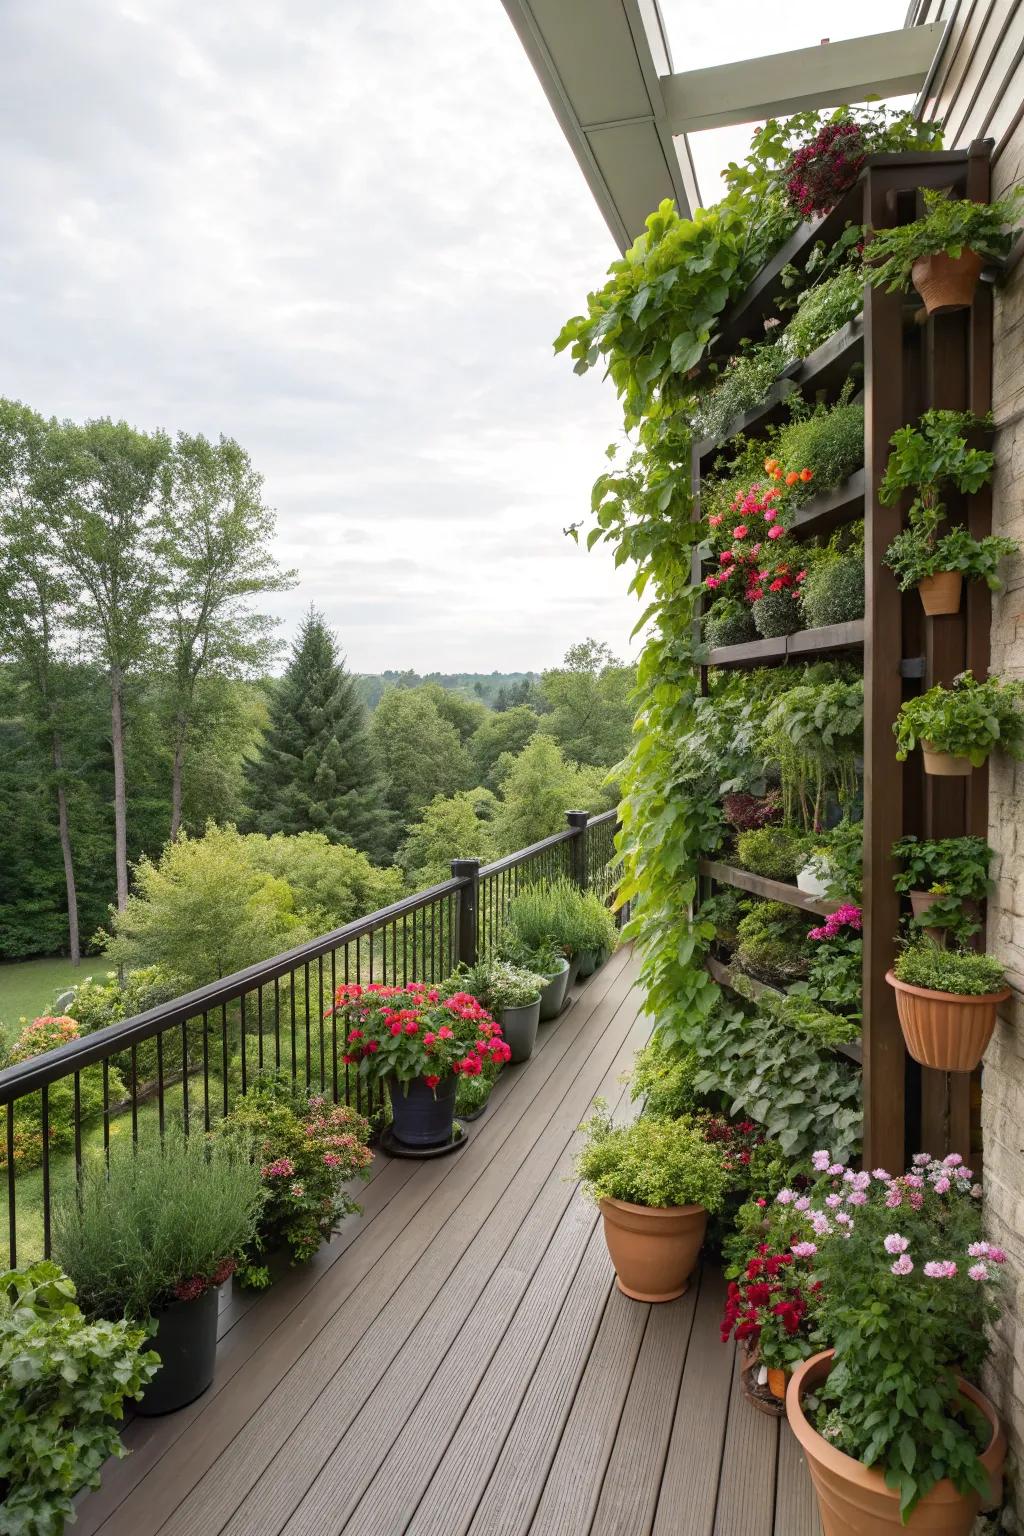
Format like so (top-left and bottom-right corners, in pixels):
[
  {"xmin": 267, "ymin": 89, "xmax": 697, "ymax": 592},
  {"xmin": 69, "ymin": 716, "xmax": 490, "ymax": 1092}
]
[{"xmin": 0, "ymin": 809, "xmax": 618, "ymax": 1269}]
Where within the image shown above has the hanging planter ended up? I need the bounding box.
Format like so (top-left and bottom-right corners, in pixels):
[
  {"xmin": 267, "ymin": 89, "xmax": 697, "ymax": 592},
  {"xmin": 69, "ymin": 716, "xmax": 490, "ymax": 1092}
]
[
  {"xmin": 911, "ymin": 248, "xmax": 984, "ymax": 315},
  {"xmin": 886, "ymin": 969, "xmax": 1009, "ymax": 1072},
  {"xmin": 916, "ymin": 568, "xmax": 963, "ymax": 615},
  {"xmin": 921, "ymin": 741, "xmax": 973, "ymax": 776},
  {"xmin": 894, "ymin": 672, "xmax": 1024, "ymax": 780},
  {"xmin": 787, "ymin": 1351, "xmax": 1005, "ymax": 1536}
]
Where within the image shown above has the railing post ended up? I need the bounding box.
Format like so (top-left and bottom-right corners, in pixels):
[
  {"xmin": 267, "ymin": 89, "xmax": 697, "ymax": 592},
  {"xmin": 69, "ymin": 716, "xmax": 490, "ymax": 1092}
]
[
  {"xmin": 451, "ymin": 858, "xmax": 480, "ymax": 968},
  {"xmin": 565, "ymin": 810, "xmax": 589, "ymax": 891}
]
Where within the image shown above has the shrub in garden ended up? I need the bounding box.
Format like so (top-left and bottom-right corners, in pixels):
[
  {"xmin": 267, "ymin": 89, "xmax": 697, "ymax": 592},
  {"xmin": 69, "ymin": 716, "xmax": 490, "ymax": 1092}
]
[
  {"xmin": 892, "ymin": 942, "xmax": 1006, "ymax": 998},
  {"xmin": 784, "ymin": 263, "xmax": 864, "ymax": 358},
  {"xmin": 735, "ymin": 900, "xmax": 812, "ymax": 983},
  {"xmin": 0, "ymin": 1015, "xmax": 125, "ymax": 1173},
  {"xmin": 735, "ymin": 826, "xmax": 807, "ymax": 882},
  {"xmin": 52, "ymin": 1130, "xmax": 265, "ymax": 1322},
  {"xmin": 499, "ymin": 878, "xmax": 614, "ymax": 962},
  {"xmin": 214, "ymin": 1074, "xmax": 372, "ymax": 1288},
  {"xmin": 773, "ymin": 394, "xmax": 864, "ymax": 497},
  {"xmin": 65, "ymin": 965, "xmax": 184, "ymax": 1091},
  {"xmin": 752, "ymin": 585, "xmax": 804, "ymax": 639},
  {"xmin": 800, "ymin": 530, "xmax": 864, "ymax": 628},
  {"xmin": 0, "ymin": 1261, "xmax": 158, "ymax": 1535},
  {"xmin": 703, "ymin": 597, "xmax": 756, "ymax": 649}
]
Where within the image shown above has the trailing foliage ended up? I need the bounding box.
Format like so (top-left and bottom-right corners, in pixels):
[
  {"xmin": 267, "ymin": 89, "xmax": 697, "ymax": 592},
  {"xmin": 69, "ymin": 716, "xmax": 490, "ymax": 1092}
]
[
  {"xmin": 866, "ymin": 185, "xmax": 1024, "ymax": 294},
  {"xmin": 783, "ymin": 262, "xmax": 864, "ymax": 358},
  {"xmin": 0, "ymin": 1261, "xmax": 158, "ymax": 1536},
  {"xmin": 689, "ymin": 340, "xmax": 788, "ymax": 442}
]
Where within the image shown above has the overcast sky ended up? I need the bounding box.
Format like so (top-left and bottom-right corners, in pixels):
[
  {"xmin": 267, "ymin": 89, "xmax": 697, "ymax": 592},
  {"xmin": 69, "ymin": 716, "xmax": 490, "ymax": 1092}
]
[{"xmin": 1, "ymin": 0, "xmax": 906, "ymax": 673}]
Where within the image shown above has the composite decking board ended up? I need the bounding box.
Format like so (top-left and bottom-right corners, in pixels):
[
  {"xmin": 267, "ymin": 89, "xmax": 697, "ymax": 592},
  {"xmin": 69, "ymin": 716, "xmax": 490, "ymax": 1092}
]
[
  {"xmin": 588, "ymin": 1288, "xmax": 698, "ymax": 1536},
  {"xmin": 92, "ymin": 949, "xmax": 638, "ymax": 1536},
  {"xmin": 651, "ymin": 1270, "xmax": 736, "ymax": 1536},
  {"xmin": 226, "ymin": 996, "xmax": 648, "ymax": 1536},
  {"xmin": 330, "ymin": 1016, "xmax": 651, "ymax": 1536},
  {"xmin": 711, "ymin": 1350, "xmax": 779, "ymax": 1536},
  {"xmin": 774, "ymin": 1425, "xmax": 823, "ymax": 1536},
  {"xmin": 525, "ymin": 1284, "xmax": 651, "ymax": 1536}
]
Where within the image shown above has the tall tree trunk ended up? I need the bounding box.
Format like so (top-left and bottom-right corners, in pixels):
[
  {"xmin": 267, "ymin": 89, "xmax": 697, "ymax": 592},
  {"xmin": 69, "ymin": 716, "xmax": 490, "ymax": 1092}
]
[
  {"xmin": 110, "ymin": 666, "xmax": 129, "ymax": 911},
  {"xmin": 51, "ymin": 730, "xmax": 81, "ymax": 963},
  {"xmin": 169, "ymin": 712, "xmax": 188, "ymax": 842}
]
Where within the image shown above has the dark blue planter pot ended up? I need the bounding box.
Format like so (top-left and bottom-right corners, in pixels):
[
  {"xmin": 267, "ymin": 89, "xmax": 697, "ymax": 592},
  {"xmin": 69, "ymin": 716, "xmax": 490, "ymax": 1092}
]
[{"xmin": 388, "ymin": 1074, "xmax": 458, "ymax": 1148}]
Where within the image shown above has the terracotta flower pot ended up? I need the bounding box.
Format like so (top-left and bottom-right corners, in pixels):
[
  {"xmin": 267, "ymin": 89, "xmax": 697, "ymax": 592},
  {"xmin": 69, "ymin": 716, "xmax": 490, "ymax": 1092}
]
[
  {"xmin": 917, "ymin": 570, "xmax": 963, "ymax": 616},
  {"xmin": 739, "ymin": 1343, "xmax": 787, "ymax": 1417},
  {"xmin": 909, "ymin": 891, "xmax": 980, "ymax": 945},
  {"xmin": 787, "ymin": 1351, "xmax": 1004, "ymax": 1536},
  {"xmin": 912, "ymin": 249, "xmax": 984, "ymax": 316},
  {"xmin": 921, "ymin": 741, "xmax": 973, "ymax": 777},
  {"xmin": 766, "ymin": 1366, "xmax": 788, "ymax": 1401},
  {"xmin": 598, "ymin": 1197, "xmax": 706, "ymax": 1303},
  {"xmin": 885, "ymin": 970, "xmax": 1010, "ymax": 1072}
]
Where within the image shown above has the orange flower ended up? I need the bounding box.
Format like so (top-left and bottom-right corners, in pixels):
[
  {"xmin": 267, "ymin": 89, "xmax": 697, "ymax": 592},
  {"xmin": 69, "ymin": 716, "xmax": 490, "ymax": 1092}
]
[
  {"xmin": 772, "ymin": 467, "xmax": 784, "ymax": 481},
  {"xmin": 763, "ymin": 457, "xmax": 778, "ymax": 473},
  {"xmin": 800, "ymin": 467, "xmax": 814, "ymax": 483}
]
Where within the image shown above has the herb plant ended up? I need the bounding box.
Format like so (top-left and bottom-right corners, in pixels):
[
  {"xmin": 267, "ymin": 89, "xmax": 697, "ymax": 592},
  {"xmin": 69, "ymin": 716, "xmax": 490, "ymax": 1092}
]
[
  {"xmin": 575, "ymin": 1105, "xmax": 728, "ymax": 1211},
  {"xmin": 892, "ymin": 942, "xmax": 1006, "ymax": 998},
  {"xmin": 51, "ymin": 1131, "xmax": 265, "ymax": 1321},
  {"xmin": 893, "ymin": 671, "xmax": 1024, "ymax": 766},
  {"xmin": 773, "ymin": 393, "xmax": 864, "ymax": 498},
  {"xmin": 892, "ymin": 836, "xmax": 992, "ymax": 943},
  {"xmin": 866, "ymin": 185, "xmax": 1024, "ymax": 294},
  {"xmin": 690, "ymin": 339, "xmax": 789, "ymax": 442},
  {"xmin": 800, "ymin": 529, "xmax": 864, "ymax": 628},
  {"xmin": 735, "ymin": 825, "xmax": 807, "ymax": 882},
  {"xmin": 783, "ymin": 263, "xmax": 864, "ymax": 358},
  {"xmin": 629, "ymin": 1035, "xmax": 702, "ymax": 1118},
  {"xmin": 443, "ymin": 956, "xmax": 546, "ymax": 1012},
  {"xmin": 0, "ymin": 1262, "xmax": 158, "ymax": 1536}
]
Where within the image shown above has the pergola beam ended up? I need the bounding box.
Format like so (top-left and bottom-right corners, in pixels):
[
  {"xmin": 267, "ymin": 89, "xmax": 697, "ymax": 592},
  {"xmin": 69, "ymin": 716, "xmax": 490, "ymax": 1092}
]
[{"xmin": 659, "ymin": 22, "xmax": 946, "ymax": 134}]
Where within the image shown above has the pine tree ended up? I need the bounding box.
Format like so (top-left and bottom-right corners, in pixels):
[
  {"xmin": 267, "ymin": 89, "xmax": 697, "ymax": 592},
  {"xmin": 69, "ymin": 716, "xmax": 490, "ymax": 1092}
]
[{"xmin": 243, "ymin": 610, "xmax": 393, "ymax": 859}]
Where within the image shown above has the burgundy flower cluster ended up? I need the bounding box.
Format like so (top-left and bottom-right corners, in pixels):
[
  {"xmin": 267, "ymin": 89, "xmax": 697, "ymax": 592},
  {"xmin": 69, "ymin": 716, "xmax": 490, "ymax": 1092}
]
[
  {"xmin": 722, "ymin": 790, "xmax": 783, "ymax": 833},
  {"xmin": 721, "ymin": 1245, "xmax": 812, "ymax": 1349},
  {"xmin": 785, "ymin": 119, "xmax": 867, "ymax": 219}
]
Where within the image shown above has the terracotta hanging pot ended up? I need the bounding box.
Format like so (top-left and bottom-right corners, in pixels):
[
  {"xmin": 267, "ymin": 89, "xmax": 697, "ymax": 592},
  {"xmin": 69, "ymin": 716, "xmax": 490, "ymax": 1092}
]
[
  {"xmin": 886, "ymin": 970, "xmax": 1009, "ymax": 1072},
  {"xmin": 909, "ymin": 892, "xmax": 980, "ymax": 945},
  {"xmin": 598, "ymin": 1197, "xmax": 706, "ymax": 1302},
  {"xmin": 921, "ymin": 741, "xmax": 973, "ymax": 776},
  {"xmin": 917, "ymin": 570, "xmax": 963, "ymax": 616},
  {"xmin": 912, "ymin": 248, "xmax": 984, "ymax": 315},
  {"xmin": 787, "ymin": 1351, "xmax": 1004, "ymax": 1536}
]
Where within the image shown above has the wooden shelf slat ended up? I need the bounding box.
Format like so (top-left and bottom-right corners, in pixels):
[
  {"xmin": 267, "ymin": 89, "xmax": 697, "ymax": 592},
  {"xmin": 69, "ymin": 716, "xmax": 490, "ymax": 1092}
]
[
  {"xmin": 789, "ymin": 468, "xmax": 866, "ymax": 540},
  {"xmin": 706, "ymin": 619, "xmax": 864, "ymax": 670},
  {"xmin": 704, "ymin": 954, "xmax": 863, "ymax": 1064},
  {"xmin": 699, "ymin": 859, "xmax": 840, "ymax": 916}
]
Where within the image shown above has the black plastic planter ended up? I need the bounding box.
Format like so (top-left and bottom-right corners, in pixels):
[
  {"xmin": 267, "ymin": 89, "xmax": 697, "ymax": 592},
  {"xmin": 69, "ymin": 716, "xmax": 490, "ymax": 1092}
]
[
  {"xmin": 388, "ymin": 1073, "xmax": 458, "ymax": 1147},
  {"xmin": 136, "ymin": 1284, "xmax": 220, "ymax": 1416}
]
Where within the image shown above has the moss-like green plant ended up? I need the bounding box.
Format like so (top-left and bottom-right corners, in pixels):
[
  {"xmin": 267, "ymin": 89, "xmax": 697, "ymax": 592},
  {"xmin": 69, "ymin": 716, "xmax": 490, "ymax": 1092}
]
[
  {"xmin": 575, "ymin": 1105, "xmax": 728, "ymax": 1211},
  {"xmin": 704, "ymin": 597, "xmax": 757, "ymax": 649},
  {"xmin": 735, "ymin": 825, "xmax": 807, "ymax": 882},
  {"xmin": 735, "ymin": 900, "xmax": 811, "ymax": 983},
  {"xmin": 892, "ymin": 941, "xmax": 1005, "ymax": 997},
  {"xmin": 784, "ymin": 263, "xmax": 864, "ymax": 358}
]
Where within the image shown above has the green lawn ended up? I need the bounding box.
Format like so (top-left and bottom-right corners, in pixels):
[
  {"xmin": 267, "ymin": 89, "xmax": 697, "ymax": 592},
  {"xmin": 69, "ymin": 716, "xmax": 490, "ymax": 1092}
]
[{"xmin": 0, "ymin": 956, "xmax": 88, "ymax": 1031}]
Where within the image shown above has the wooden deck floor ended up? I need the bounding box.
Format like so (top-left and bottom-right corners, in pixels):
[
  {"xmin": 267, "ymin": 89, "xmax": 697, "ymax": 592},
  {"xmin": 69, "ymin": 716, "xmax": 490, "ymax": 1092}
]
[{"xmin": 75, "ymin": 946, "xmax": 821, "ymax": 1536}]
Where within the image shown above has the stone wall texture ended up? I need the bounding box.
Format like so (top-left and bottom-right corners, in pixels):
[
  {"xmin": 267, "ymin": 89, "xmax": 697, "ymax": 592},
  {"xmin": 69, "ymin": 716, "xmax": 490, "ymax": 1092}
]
[{"xmin": 982, "ymin": 132, "xmax": 1024, "ymax": 1492}]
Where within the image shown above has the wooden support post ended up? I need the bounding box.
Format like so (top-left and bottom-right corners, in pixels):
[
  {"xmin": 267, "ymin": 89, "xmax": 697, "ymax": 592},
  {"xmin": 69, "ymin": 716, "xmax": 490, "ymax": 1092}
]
[
  {"xmin": 861, "ymin": 167, "xmax": 910, "ymax": 1174},
  {"xmin": 566, "ymin": 811, "xmax": 590, "ymax": 890},
  {"xmin": 451, "ymin": 859, "xmax": 480, "ymax": 969}
]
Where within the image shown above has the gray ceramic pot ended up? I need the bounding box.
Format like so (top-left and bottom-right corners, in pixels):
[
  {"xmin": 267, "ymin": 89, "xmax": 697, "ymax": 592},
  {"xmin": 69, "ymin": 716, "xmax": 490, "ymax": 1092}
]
[
  {"xmin": 538, "ymin": 958, "xmax": 570, "ymax": 1022},
  {"xmin": 496, "ymin": 998, "xmax": 541, "ymax": 1062}
]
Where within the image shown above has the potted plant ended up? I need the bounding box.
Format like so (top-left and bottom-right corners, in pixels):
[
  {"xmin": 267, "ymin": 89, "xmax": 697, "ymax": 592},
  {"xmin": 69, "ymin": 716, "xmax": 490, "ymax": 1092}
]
[
  {"xmin": 876, "ymin": 411, "xmax": 1014, "ymax": 615},
  {"xmin": 886, "ymin": 941, "xmax": 1010, "ymax": 1073},
  {"xmin": 573, "ymin": 890, "xmax": 618, "ymax": 977},
  {"xmin": 0, "ymin": 1261, "xmax": 158, "ymax": 1531},
  {"xmin": 796, "ymin": 847, "xmax": 831, "ymax": 897},
  {"xmin": 735, "ymin": 900, "xmax": 812, "ymax": 985},
  {"xmin": 866, "ymin": 184, "xmax": 1024, "ymax": 314},
  {"xmin": 499, "ymin": 883, "xmax": 583, "ymax": 1019},
  {"xmin": 51, "ymin": 1131, "xmax": 264, "ymax": 1415},
  {"xmin": 799, "ymin": 529, "xmax": 865, "ymax": 629},
  {"xmin": 891, "ymin": 835, "xmax": 992, "ymax": 945},
  {"xmin": 786, "ymin": 1151, "xmax": 1005, "ymax": 1534},
  {"xmin": 443, "ymin": 957, "xmax": 546, "ymax": 1063},
  {"xmin": 893, "ymin": 670, "xmax": 1024, "ymax": 775},
  {"xmin": 721, "ymin": 1243, "xmax": 816, "ymax": 1411},
  {"xmin": 332, "ymin": 980, "xmax": 511, "ymax": 1148},
  {"xmin": 575, "ymin": 1105, "xmax": 727, "ymax": 1302},
  {"xmin": 703, "ymin": 596, "xmax": 757, "ymax": 650},
  {"xmin": 214, "ymin": 1074, "xmax": 372, "ymax": 1288}
]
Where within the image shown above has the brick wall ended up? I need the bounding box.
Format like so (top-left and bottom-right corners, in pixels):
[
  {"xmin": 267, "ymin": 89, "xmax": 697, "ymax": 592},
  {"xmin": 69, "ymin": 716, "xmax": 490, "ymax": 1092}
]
[{"xmin": 981, "ymin": 132, "xmax": 1024, "ymax": 1488}]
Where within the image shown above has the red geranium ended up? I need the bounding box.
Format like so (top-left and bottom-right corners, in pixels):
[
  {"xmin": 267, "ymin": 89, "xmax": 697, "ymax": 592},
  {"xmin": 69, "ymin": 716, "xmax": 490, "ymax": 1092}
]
[
  {"xmin": 720, "ymin": 1244, "xmax": 817, "ymax": 1372},
  {"xmin": 331, "ymin": 983, "xmax": 511, "ymax": 1093}
]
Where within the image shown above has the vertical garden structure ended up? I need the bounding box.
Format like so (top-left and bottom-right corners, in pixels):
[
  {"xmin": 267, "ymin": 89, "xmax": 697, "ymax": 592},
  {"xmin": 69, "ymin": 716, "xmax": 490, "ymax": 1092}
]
[{"xmin": 694, "ymin": 141, "xmax": 997, "ymax": 1171}]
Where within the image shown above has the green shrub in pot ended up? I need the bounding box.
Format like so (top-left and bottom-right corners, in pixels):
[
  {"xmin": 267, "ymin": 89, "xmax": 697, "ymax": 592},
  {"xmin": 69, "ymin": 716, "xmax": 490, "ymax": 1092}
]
[
  {"xmin": 703, "ymin": 596, "xmax": 757, "ymax": 650},
  {"xmin": 735, "ymin": 825, "xmax": 808, "ymax": 882},
  {"xmin": 865, "ymin": 185, "xmax": 1024, "ymax": 298},
  {"xmin": 800, "ymin": 528, "xmax": 865, "ymax": 629},
  {"xmin": 442, "ymin": 956, "xmax": 547, "ymax": 1064},
  {"xmin": 893, "ymin": 671, "xmax": 1024, "ymax": 772},
  {"xmin": 892, "ymin": 835, "xmax": 993, "ymax": 945},
  {"xmin": 0, "ymin": 1261, "xmax": 158, "ymax": 1533},
  {"xmin": 52, "ymin": 1130, "xmax": 265, "ymax": 1415}
]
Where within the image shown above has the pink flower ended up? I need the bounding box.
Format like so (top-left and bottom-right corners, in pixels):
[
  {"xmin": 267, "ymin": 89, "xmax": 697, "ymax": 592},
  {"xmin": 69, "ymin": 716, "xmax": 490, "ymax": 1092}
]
[
  {"xmin": 968, "ymin": 1263, "xmax": 989, "ymax": 1282},
  {"xmin": 828, "ymin": 1163, "xmax": 845, "ymax": 1177},
  {"xmin": 909, "ymin": 1191, "xmax": 924, "ymax": 1210},
  {"xmin": 912, "ymin": 1153, "xmax": 931, "ymax": 1167},
  {"xmin": 933, "ymin": 1177, "xmax": 950, "ymax": 1194},
  {"xmin": 885, "ymin": 1187, "xmax": 903, "ymax": 1208},
  {"xmin": 405, "ymin": 1020, "xmax": 419, "ymax": 1034},
  {"xmin": 763, "ymin": 507, "xmax": 777, "ymax": 522},
  {"xmin": 825, "ymin": 1193, "xmax": 842, "ymax": 1208},
  {"xmin": 261, "ymin": 1157, "xmax": 296, "ymax": 1179},
  {"xmin": 988, "ymin": 1246, "xmax": 1007, "ymax": 1264},
  {"xmin": 323, "ymin": 1152, "xmax": 343, "ymax": 1169},
  {"xmin": 389, "ymin": 1021, "xmax": 402, "ymax": 1036},
  {"xmin": 708, "ymin": 513, "xmax": 723, "ymax": 527},
  {"xmin": 733, "ymin": 525, "xmax": 748, "ymax": 540},
  {"xmin": 967, "ymin": 1242, "xmax": 990, "ymax": 1259},
  {"xmin": 290, "ymin": 1182, "xmax": 305, "ymax": 1197},
  {"xmin": 791, "ymin": 1241, "xmax": 817, "ymax": 1258},
  {"xmin": 891, "ymin": 1254, "xmax": 914, "ymax": 1276},
  {"xmin": 884, "ymin": 1233, "xmax": 909, "ymax": 1254},
  {"xmin": 767, "ymin": 525, "xmax": 784, "ymax": 540},
  {"xmin": 943, "ymin": 1153, "xmax": 963, "ymax": 1167},
  {"xmin": 424, "ymin": 1074, "xmax": 440, "ymax": 1090},
  {"xmin": 720, "ymin": 550, "xmax": 733, "ymax": 564},
  {"xmin": 847, "ymin": 1190, "xmax": 867, "ymax": 1206},
  {"xmin": 775, "ymin": 1188, "xmax": 796, "ymax": 1205},
  {"xmin": 811, "ymin": 1150, "xmax": 831, "ymax": 1172},
  {"xmin": 923, "ymin": 1260, "xmax": 957, "ymax": 1279},
  {"xmin": 705, "ymin": 575, "xmax": 720, "ymax": 590},
  {"xmin": 872, "ymin": 1168, "xmax": 892, "ymax": 1182},
  {"xmin": 794, "ymin": 1196, "xmax": 811, "ymax": 1212}
]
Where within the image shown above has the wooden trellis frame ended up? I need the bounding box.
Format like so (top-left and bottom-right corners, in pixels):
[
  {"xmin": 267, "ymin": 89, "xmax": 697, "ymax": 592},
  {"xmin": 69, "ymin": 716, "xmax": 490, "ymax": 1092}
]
[{"xmin": 693, "ymin": 141, "xmax": 996, "ymax": 1169}]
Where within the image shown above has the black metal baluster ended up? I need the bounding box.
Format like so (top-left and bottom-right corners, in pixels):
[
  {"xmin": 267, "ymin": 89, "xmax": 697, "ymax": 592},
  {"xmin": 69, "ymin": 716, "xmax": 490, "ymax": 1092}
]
[
  {"xmin": 73, "ymin": 1072, "xmax": 82, "ymax": 1186},
  {"xmin": 257, "ymin": 985, "xmax": 265, "ymax": 1071},
  {"xmin": 102, "ymin": 1059, "xmax": 110, "ymax": 1164},
  {"xmin": 221, "ymin": 1003, "xmax": 229, "ymax": 1117},
  {"xmin": 402, "ymin": 915, "xmax": 408, "ymax": 984},
  {"xmin": 181, "ymin": 1020, "xmax": 190, "ymax": 1136},
  {"xmin": 7, "ymin": 1104, "xmax": 17, "ymax": 1267},
  {"xmin": 289, "ymin": 972, "xmax": 297, "ymax": 1083},
  {"xmin": 317, "ymin": 955, "xmax": 325, "ymax": 1090},
  {"xmin": 157, "ymin": 1031, "xmax": 166, "ymax": 1137},
  {"xmin": 304, "ymin": 964, "xmax": 312, "ymax": 1087},
  {"xmin": 41, "ymin": 1087, "xmax": 51, "ymax": 1258},
  {"xmin": 202, "ymin": 1011, "xmax": 210, "ymax": 1131},
  {"xmin": 330, "ymin": 948, "xmax": 339, "ymax": 1104},
  {"xmin": 274, "ymin": 977, "xmax": 282, "ymax": 1071},
  {"xmin": 131, "ymin": 1046, "xmax": 139, "ymax": 1143},
  {"xmin": 240, "ymin": 993, "xmax": 248, "ymax": 1098}
]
